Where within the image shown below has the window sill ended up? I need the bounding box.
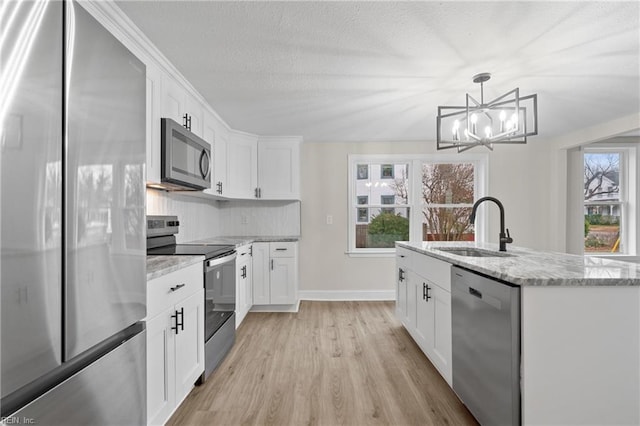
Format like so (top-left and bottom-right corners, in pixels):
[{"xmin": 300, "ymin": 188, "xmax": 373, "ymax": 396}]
[{"xmin": 345, "ymin": 250, "xmax": 396, "ymax": 258}]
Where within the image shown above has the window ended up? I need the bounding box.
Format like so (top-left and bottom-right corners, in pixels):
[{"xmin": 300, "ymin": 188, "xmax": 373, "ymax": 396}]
[
  {"xmin": 348, "ymin": 154, "xmax": 487, "ymax": 254},
  {"xmin": 421, "ymin": 162, "xmax": 476, "ymax": 242},
  {"xmin": 584, "ymin": 149, "xmax": 628, "ymax": 254}
]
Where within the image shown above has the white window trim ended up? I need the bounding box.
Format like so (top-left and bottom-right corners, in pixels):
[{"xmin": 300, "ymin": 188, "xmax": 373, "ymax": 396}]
[
  {"xmin": 583, "ymin": 145, "xmax": 638, "ymax": 258},
  {"xmin": 346, "ymin": 153, "xmax": 488, "ymax": 257}
]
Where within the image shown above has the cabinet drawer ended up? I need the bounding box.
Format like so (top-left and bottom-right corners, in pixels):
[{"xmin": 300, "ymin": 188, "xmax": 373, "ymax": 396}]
[
  {"xmin": 147, "ymin": 262, "xmax": 203, "ymax": 319},
  {"xmin": 396, "ymin": 247, "xmax": 413, "ymax": 271},
  {"xmin": 236, "ymin": 243, "xmax": 252, "ymax": 258},
  {"xmin": 269, "ymin": 242, "xmax": 296, "ymax": 258},
  {"xmin": 413, "ymin": 254, "xmax": 451, "ymax": 293}
]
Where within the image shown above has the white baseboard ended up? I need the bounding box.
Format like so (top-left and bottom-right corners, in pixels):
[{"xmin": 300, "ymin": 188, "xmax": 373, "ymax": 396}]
[
  {"xmin": 250, "ymin": 300, "xmax": 300, "ymax": 313},
  {"xmin": 298, "ymin": 290, "xmax": 395, "ymax": 301}
]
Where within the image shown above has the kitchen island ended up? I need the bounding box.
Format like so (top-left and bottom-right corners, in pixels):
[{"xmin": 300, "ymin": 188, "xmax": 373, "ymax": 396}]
[{"xmin": 396, "ymin": 241, "xmax": 640, "ymax": 426}]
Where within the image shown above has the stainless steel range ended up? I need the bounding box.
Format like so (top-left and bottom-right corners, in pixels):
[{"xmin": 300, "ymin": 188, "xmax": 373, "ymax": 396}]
[{"xmin": 147, "ymin": 216, "xmax": 237, "ymax": 382}]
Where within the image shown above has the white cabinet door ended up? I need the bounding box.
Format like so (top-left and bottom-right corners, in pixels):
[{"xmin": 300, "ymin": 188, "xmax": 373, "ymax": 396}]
[
  {"xmin": 235, "ymin": 244, "xmax": 253, "ymax": 326},
  {"xmin": 226, "ymin": 131, "xmax": 258, "ymax": 198},
  {"xmin": 161, "ymin": 74, "xmax": 186, "ymax": 125},
  {"xmin": 270, "ymin": 257, "xmax": 296, "ymax": 305},
  {"xmin": 405, "ymin": 271, "xmax": 417, "ymax": 331},
  {"xmin": 252, "ymin": 243, "xmax": 270, "ymax": 305},
  {"xmin": 414, "ymin": 278, "xmax": 435, "ymax": 351},
  {"xmin": 395, "ymin": 249, "xmax": 410, "ymax": 322},
  {"xmin": 396, "ymin": 266, "xmax": 407, "ymax": 320},
  {"xmin": 146, "ymin": 307, "xmax": 175, "ymax": 426},
  {"xmin": 185, "ymin": 93, "xmax": 203, "ymax": 137},
  {"xmin": 214, "ymin": 127, "xmax": 228, "ymax": 196},
  {"xmin": 431, "ymin": 283, "xmax": 452, "ymax": 385},
  {"xmin": 174, "ymin": 289, "xmax": 204, "ymax": 406},
  {"xmin": 257, "ymin": 137, "xmax": 301, "ymax": 199},
  {"xmin": 146, "ymin": 62, "xmax": 162, "ymax": 185}
]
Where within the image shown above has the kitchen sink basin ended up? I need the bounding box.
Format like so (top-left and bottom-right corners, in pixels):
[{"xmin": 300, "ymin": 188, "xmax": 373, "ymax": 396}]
[{"xmin": 435, "ymin": 247, "xmax": 515, "ymax": 258}]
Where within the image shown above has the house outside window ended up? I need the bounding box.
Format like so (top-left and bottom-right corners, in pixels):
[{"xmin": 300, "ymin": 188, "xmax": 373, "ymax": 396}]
[
  {"xmin": 583, "ymin": 149, "xmax": 627, "ymax": 254},
  {"xmin": 348, "ymin": 154, "xmax": 487, "ymax": 255}
]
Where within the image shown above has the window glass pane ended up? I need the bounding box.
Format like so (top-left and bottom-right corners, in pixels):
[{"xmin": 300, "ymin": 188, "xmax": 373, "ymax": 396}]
[
  {"xmin": 584, "ymin": 153, "xmax": 620, "ymax": 202},
  {"xmin": 422, "ymin": 163, "xmax": 474, "ymax": 204},
  {"xmin": 355, "ymin": 208, "xmax": 409, "ymax": 248},
  {"xmin": 584, "ymin": 203, "xmax": 621, "ymax": 253},
  {"xmin": 355, "ymin": 163, "xmax": 409, "ymax": 204},
  {"xmin": 423, "ymin": 207, "xmax": 474, "ymax": 241},
  {"xmin": 584, "ymin": 152, "xmax": 622, "ymax": 254}
]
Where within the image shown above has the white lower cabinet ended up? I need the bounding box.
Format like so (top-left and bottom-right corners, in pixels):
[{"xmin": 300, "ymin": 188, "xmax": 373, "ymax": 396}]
[
  {"xmin": 252, "ymin": 242, "xmax": 298, "ymax": 307},
  {"xmin": 146, "ymin": 262, "xmax": 204, "ymax": 426},
  {"xmin": 235, "ymin": 243, "xmax": 253, "ymax": 327},
  {"xmin": 396, "ymin": 249, "xmax": 452, "ymax": 385}
]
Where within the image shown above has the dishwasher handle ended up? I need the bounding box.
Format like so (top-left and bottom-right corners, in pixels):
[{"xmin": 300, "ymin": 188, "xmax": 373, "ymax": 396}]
[{"xmin": 469, "ymin": 287, "xmax": 483, "ymax": 299}]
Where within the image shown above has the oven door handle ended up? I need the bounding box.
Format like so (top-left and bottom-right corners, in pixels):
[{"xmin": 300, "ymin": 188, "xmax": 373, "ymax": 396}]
[{"xmin": 205, "ymin": 252, "xmax": 237, "ymax": 270}]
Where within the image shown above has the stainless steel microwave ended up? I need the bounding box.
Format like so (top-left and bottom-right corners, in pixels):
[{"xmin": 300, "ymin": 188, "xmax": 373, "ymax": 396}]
[{"xmin": 161, "ymin": 117, "xmax": 211, "ymax": 190}]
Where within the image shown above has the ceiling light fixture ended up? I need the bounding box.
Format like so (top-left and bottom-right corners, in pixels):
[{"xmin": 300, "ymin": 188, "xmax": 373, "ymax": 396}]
[{"xmin": 436, "ymin": 73, "xmax": 538, "ymax": 152}]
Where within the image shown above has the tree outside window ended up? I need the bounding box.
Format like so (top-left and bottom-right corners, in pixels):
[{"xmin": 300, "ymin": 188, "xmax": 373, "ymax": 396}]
[{"xmin": 393, "ymin": 162, "xmax": 475, "ymax": 241}]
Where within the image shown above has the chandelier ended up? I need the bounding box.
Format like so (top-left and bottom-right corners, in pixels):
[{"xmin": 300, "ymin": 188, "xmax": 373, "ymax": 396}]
[{"xmin": 436, "ymin": 73, "xmax": 538, "ymax": 152}]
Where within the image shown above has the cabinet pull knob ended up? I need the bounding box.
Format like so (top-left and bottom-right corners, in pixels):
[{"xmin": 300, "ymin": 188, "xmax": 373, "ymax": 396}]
[
  {"xmin": 275, "ymin": 248, "xmax": 287, "ymax": 251},
  {"xmin": 271, "ymin": 259, "xmax": 274, "ymax": 270},
  {"xmin": 425, "ymin": 284, "xmax": 431, "ymax": 302},
  {"xmin": 170, "ymin": 283, "xmax": 186, "ymax": 292}
]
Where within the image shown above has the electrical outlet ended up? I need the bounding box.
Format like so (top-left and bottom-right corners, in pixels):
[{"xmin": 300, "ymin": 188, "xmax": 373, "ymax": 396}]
[
  {"xmin": 326, "ymin": 215, "xmax": 333, "ymax": 225},
  {"xmin": 241, "ymin": 214, "xmax": 249, "ymax": 225}
]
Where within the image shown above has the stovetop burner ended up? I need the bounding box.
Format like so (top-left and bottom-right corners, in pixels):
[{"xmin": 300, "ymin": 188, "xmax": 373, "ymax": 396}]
[{"xmin": 147, "ymin": 243, "xmax": 235, "ymax": 260}]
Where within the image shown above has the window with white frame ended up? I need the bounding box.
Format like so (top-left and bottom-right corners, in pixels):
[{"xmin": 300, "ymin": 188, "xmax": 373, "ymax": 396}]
[
  {"xmin": 583, "ymin": 147, "xmax": 633, "ymax": 255},
  {"xmin": 348, "ymin": 155, "xmax": 487, "ymax": 254}
]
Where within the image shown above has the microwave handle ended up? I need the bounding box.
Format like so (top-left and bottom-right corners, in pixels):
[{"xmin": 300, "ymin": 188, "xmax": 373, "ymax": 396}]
[{"xmin": 199, "ymin": 149, "xmax": 211, "ymax": 179}]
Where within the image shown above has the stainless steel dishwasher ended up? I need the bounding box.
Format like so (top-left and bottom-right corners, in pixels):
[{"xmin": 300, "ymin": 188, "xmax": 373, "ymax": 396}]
[{"xmin": 451, "ymin": 266, "xmax": 521, "ymax": 426}]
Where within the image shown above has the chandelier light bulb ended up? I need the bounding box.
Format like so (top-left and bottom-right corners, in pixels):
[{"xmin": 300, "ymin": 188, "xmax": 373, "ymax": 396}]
[
  {"xmin": 506, "ymin": 119, "xmax": 513, "ymax": 131},
  {"xmin": 499, "ymin": 110, "xmax": 506, "ymax": 132},
  {"xmin": 484, "ymin": 126, "xmax": 492, "ymax": 138},
  {"xmin": 470, "ymin": 113, "xmax": 478, "ymax": 134},
  {"xmin": 452, "ymin": 120, "xmax": 460, "ymax": 141}
]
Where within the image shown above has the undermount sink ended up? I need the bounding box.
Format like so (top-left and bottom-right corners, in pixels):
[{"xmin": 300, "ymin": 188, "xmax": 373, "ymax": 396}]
[{"xmin": 435, "ymin": 247, "xmax": 515, "ymax": 258}]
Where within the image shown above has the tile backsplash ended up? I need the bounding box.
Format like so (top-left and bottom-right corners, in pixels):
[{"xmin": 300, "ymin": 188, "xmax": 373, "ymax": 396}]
[{"xmin": 146, "ymin": 189, "xmax": 300, "ymax": 242}]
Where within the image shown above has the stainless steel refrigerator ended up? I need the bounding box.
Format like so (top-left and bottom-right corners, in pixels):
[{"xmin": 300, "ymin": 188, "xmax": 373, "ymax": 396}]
[{"xmin": 1, "ymin": 1, "xmax": 146, "ymax": 423}]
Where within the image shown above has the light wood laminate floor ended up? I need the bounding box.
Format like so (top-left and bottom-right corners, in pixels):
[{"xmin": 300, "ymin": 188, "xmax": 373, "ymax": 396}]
[{"xmin": 168, "ymin": 301, "xmax": 478, "ymax": 426}]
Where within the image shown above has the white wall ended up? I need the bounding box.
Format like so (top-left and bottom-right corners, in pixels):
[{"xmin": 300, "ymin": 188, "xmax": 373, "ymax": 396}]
[{"xmin": 299, "ymin": 139, "xmax": 552, "ymax": 296}]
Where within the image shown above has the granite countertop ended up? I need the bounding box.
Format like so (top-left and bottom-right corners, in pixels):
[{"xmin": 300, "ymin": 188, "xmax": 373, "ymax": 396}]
[
  {"xmin": 147, "ymin": 255, "xmax": 204, "ymax": 281},
  {"xmin": 187, "ymin": 235, "xmax": 300, "ymax": 247},
  {"xmin": 397, "ymin": 241, "xmax": 640, "ymax": 287}
]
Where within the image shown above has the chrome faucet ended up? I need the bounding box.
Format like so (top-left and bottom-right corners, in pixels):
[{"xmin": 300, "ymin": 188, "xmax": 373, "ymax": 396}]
[{"xmin": 469, "ymin": 196, "xmax": 513, "ymax": 252}]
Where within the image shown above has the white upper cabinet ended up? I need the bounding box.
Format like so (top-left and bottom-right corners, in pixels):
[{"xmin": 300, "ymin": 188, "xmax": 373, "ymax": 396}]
[
  {"xmin": 161, "ymin": 74, "xmax": 204, "ymax": 138},
  {"xmin": 225, "ymin": 134, "xmax": 301, "ymax": 200},
  {"xmin": 226, "ymin": 131, "xmax": 258, "ymax": 199},
  {"xmin": 213, "ymin": 127, "xmax": 228, "ymax": 196},
  {"xmin": 257, "ymin": 136, "xmax": 301, "ymax": 200}
]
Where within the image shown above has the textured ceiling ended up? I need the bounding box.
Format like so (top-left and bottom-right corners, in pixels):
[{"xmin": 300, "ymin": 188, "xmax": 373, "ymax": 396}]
[{"xmin": 116, "ymin": 1, "xmax": 640, "ymax": 143}]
